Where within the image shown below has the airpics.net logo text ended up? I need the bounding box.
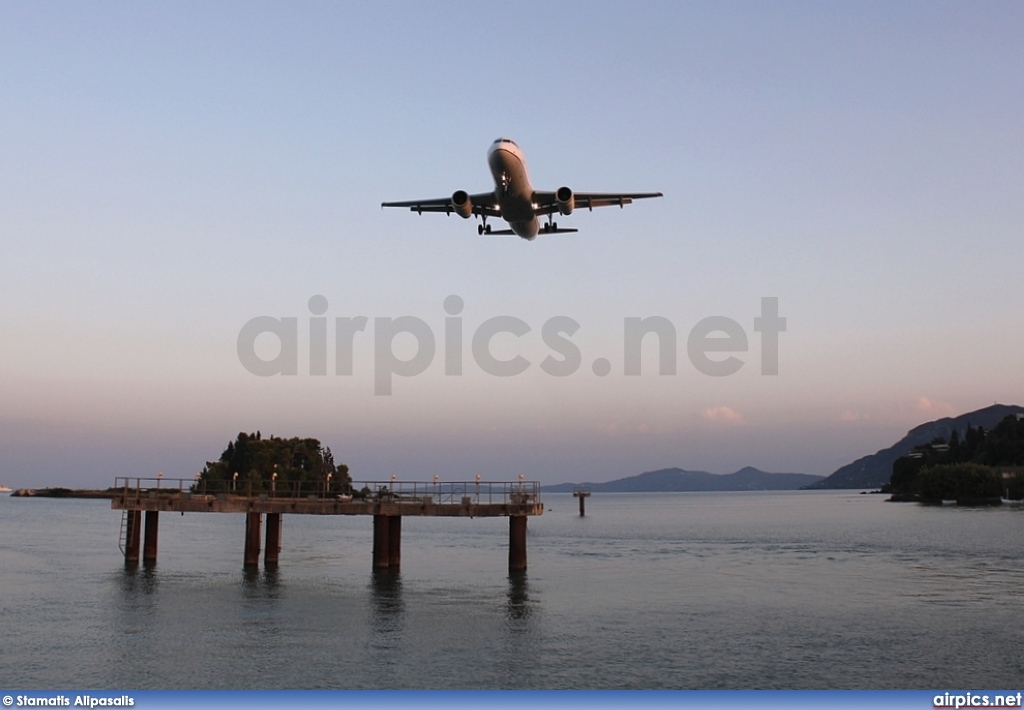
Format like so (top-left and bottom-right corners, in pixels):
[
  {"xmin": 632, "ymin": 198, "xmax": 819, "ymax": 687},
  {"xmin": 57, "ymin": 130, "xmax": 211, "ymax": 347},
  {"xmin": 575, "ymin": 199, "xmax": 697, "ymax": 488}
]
[{"xmin": 236, "ymin": 296, "xmax": 786, "ymax": 395}]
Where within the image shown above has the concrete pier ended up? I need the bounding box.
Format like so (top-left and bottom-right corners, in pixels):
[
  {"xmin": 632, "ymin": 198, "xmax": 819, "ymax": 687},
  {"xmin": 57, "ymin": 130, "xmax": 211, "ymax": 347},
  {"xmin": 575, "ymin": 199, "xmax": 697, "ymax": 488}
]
[
  {"xmin": 143, "ymin": 511, "xmax": 159, "ymax": 566},
  {"xmin": 372, "ymin": 514, "xmax": 389, "ymax": 568},
  {"xmin": 244, "ymin": 512, "xmax": 262, "ymax": 568},
  {"xmin": 372, "ymin": 514, "xmax": 403, "ymax": 569},
  {"xmin": 124, "ymin": 510, "xmax": 142, "ymax": 566},
  {"xmin": 388, "ymin": 515, "xmax": 401, "ymax": 568},
  {"xmin": 113, "ymin": 477, "xmax": 543, "ymax": 574},
  {"xmin": 573, "ymin": 487, "xmax": 591, "ymax": 516},
  {"xmin": 265, "ymin": 513, "xmax": 282, "ymax": 566},
  {"xmin": 508, "ymin": 516, "xmax": 528, "ymax": 571}
]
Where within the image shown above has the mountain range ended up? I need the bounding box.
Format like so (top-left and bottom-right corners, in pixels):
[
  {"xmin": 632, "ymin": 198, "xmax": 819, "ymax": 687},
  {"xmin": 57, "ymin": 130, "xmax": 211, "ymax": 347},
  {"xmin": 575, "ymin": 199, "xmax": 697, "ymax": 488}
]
[
  {"xmin": 805, "ymin": 403, "xmax": 1024, "ymax": 489},
  {"xmin": 545, "ymin": 403, "xmax": 1024, "ymax": 493},
  {"xmin": 543, "ymin": 466, "xmax": 823, "ymax": 493}
]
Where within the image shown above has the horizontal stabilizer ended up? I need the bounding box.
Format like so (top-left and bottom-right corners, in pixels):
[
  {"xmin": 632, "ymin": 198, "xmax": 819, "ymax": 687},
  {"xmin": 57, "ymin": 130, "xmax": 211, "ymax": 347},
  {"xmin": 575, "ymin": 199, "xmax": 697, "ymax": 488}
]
[{"xmin": 481, "ymin": 227, "xmax": 580, "ymax": 236}]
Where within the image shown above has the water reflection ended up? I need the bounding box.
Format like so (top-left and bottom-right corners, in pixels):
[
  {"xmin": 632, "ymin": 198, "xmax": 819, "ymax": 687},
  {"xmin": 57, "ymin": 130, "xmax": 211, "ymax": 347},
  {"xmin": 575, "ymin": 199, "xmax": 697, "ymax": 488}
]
[
  {"xmin": 262, "ymin": 565, "xmax": 280, "ymax": 587},
  {"xmin": 368, "ymin": 568, "xmax": 404, "ymax": 657},
  {"xmin": 109, "ymin": 565, "xmax": 162, "ymax": 686},
  {"xmin": 369, "ymin": 568, "xmax": 404, "ymax": 618},
  {"xmin": 240, "ymin": 565, "xmax": 283, "ymax": 605},
  {"xmin": 506, "ymin": 571, "xmax": 531, "ymax": 621},
  {"xmin": 500, "ymin": 570, "xmax": 542, "ymax": 686},
  {"xmin": 119, "ymin": 565, "xmax": 158, "ymax": 596}
]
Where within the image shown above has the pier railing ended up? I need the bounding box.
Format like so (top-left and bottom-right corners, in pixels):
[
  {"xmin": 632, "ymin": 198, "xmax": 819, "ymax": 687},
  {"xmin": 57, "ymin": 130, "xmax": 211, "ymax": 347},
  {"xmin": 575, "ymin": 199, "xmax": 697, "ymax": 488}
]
[{"xmin": 113, "ymin": 477, "xmax": 541, "ymax": 507}]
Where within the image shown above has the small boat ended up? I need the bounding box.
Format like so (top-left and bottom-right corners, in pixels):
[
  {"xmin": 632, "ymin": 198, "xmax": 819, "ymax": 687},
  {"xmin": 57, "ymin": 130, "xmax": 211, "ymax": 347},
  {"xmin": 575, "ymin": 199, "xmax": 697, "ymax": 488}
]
[{"xmin": 0, "ymin": 485, "xmax": 12, "ymax": 493}]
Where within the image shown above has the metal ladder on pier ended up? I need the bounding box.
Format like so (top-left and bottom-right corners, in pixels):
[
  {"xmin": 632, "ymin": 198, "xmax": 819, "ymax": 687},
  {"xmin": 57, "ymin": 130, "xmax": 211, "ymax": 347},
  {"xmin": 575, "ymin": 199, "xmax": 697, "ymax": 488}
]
[{"xmin": 117, "ymin": 509, "xmax": 128, "ymax": 555}]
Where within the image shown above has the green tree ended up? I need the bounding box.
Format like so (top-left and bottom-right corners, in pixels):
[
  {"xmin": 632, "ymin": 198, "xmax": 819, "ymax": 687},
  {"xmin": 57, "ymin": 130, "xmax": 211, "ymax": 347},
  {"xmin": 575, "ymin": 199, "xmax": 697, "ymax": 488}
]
[
  {"xmin": 198, "ymin": 432, "xmax": 352, "ymax": 494},
  {"xmin": 917, "ymin": 463, "xmax": 1001, "ymax": 502},
  {"xmin": 978, "ymin": 415, "xmax": 1024, "ymax": 465},
  {"xmin": 948, "ymin": 428, "xmax": 961, "ymax": 460}
]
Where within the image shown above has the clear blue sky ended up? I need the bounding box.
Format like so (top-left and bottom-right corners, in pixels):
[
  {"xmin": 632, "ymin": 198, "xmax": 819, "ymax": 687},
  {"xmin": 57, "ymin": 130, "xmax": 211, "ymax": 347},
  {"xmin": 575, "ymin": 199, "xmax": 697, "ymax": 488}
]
[{"xmin": 2, "ymin": 1, "xmax": 1022, "ymax": 487}]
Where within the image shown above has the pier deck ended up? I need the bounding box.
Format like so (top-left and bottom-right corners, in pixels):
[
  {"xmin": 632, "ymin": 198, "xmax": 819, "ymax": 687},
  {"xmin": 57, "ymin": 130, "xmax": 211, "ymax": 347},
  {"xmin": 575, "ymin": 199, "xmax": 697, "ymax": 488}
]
[{"xmin": 112, "ymin": 477, "xmax": 543, "ymax": 572}]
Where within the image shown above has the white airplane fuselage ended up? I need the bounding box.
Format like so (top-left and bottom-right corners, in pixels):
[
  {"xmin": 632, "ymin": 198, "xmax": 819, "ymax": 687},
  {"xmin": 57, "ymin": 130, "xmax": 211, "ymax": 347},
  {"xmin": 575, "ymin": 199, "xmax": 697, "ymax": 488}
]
[
  {"xmin": 381, "ymin": 138, "xmax": 661, "ymax": 239},
  {"xmin": 486, "ymin": 139, "xmax": 540, "ymax": 239}
]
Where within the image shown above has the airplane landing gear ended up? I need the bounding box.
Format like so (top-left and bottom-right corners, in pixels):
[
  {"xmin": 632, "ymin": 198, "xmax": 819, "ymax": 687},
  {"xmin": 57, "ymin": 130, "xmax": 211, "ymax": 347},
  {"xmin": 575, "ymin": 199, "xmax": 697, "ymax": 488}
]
[{"xmin": 477, "ymin": 217, "xmax": 492, "ymax": 235}]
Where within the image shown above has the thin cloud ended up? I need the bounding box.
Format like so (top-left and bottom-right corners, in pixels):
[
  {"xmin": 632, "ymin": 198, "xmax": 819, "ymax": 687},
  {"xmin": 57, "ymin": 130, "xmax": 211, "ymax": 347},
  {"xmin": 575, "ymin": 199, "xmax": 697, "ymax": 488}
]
[
  {"xmin": 601, "ymin": 422, "xmax": 652, "ymax": 435},
  {"xmin": 916, "ymin": 396, "xmax": 955, "ymax": 417},
  {"xmin": 702, "ymin": 406, "xmax": 744, "ymax": 425}
]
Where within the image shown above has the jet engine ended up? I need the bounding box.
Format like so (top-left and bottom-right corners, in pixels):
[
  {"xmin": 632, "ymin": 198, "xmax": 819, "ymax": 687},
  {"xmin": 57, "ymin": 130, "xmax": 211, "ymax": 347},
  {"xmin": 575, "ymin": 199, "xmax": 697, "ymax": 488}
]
[
  {"xmin": 452, "ymin": 190, "xmax": 473, "ymax": 219},
  {"xmin": 556, "ymin": 186, "xmax": 574, "ymax": 215}
]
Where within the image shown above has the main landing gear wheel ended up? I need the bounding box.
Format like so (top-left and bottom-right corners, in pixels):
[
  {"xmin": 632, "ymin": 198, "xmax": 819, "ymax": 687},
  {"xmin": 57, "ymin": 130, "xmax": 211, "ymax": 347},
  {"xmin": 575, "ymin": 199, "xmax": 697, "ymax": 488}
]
[{"xmin": 477, "ymin": 222, "xmax": 492, "ymax": 235}]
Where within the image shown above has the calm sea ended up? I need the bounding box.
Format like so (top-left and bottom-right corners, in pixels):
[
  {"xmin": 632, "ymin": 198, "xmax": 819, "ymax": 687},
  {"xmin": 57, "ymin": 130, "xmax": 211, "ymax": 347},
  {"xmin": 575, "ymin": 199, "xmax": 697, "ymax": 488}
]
[{"xmin": 1, "ymin": 491, "xmax": 1021, "ymax": 689}]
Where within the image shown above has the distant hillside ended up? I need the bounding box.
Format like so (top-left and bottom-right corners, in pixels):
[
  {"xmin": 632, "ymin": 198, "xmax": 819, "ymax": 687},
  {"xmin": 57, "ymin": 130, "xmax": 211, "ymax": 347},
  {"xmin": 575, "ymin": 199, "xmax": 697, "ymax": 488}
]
[
  {"xmin": 544, "ymin": 466, "xmax": 823, "ymax": 493},
  {"xmin": 806, "ymin": 403, "xmax": 1024, "ymax": 490}
]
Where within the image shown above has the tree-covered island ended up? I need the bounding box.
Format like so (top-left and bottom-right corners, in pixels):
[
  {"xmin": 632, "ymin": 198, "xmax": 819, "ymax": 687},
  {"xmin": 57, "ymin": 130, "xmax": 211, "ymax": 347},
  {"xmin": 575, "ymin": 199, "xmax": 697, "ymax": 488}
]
[
  {"xmin": 886, "ymin": 414, "xmax": 1024, "ymax": 503},
  {"xmin": 197, "ymin": 431, "xmax": 353, "ymax": 495}
]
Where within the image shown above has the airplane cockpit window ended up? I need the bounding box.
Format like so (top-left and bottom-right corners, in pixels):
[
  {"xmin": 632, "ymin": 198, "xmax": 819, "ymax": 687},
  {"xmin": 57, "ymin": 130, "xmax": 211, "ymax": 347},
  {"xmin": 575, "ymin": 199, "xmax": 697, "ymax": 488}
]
[{"xmin": 493, "ymin": 137, "xmax": 517, "ymax": 147}]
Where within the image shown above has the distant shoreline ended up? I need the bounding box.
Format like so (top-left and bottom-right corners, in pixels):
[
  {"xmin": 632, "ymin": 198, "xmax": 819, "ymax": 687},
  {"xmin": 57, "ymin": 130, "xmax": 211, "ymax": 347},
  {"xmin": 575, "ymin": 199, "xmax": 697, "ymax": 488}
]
[
  {"xmin": 10, "ymin": 488, "xmax": 117, "ymax": 499},
  {"xmin": 543, "ymin": 467, "xmax": 824, "ymax": 493}
]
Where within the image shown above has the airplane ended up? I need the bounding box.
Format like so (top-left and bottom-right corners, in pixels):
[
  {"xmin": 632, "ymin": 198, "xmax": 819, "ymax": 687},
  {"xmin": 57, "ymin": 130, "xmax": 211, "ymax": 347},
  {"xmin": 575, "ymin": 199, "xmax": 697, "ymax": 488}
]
[{"xmin": 381, "ymin": 137, "xmax": 662, "ymax": 241}]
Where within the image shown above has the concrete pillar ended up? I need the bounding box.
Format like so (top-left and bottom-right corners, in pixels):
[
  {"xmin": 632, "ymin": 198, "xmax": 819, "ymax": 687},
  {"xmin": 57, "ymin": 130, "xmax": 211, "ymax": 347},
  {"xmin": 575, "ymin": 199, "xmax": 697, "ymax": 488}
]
[
  {"xmin": 372, "ymin": 514, "xmax": 390, "ymax": 569},
  {"xmin": 143, "ymin": 510, "xmax": 159, "ymax": 566},
  {"xmin": 388, "ymin": 516, "xmax": 401, "ymax": 568},
  {"xmin": 509, "ymin": 515, "xmax": 527, "ymax": 572},
  {"xmin": 124, "ymin": 510, "xmax": 142, "ymax": 566},
  {"xmin": 573, "ymin": 489, "xmax": 591, "ymax": 516},
  {"xmin": 244, "ymin": 512, "xmax": 262, "ymax": 568},
  {"xmin": 265, "ymin": 513, "xmax": 282, "ymax": 566}
]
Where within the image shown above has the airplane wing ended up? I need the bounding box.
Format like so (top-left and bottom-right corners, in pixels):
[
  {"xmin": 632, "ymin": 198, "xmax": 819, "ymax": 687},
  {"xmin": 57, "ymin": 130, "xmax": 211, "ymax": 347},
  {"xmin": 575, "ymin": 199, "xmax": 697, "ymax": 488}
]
[
  {"xmin": 531, "ymin": 191, "xmax": 663, "ymax": 216},
  {"xmin": 381, "ymin": 192, "xmax": 501, "ymax": 218}
]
